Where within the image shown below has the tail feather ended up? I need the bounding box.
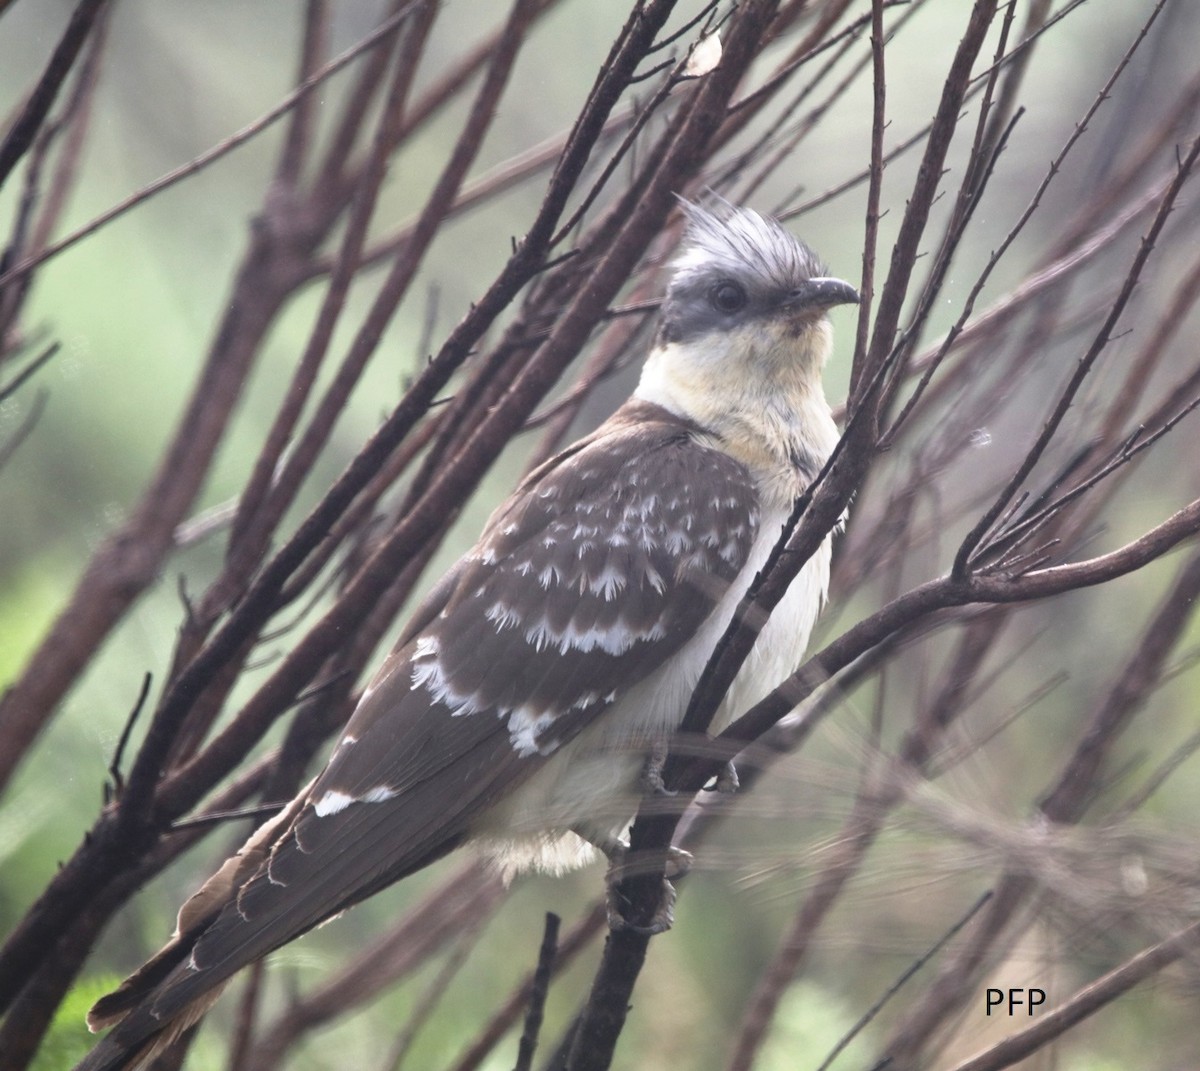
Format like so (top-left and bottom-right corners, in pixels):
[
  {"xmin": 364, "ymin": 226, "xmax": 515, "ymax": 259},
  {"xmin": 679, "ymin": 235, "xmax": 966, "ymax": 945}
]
[
  {"xmin": 77, "ymin": 793, "xmax": 310, "ymax": 1068},
  {"xmin": 85, "ymin": 938, "xmax": 196, "ymax": 1033},
  {"xmin": 75, "ymin": 693, "xmax": 517, "ymax": 1068},
  {"xmin": 76, "ymin": 985, "xmax": 226, "ymax": 1071}
]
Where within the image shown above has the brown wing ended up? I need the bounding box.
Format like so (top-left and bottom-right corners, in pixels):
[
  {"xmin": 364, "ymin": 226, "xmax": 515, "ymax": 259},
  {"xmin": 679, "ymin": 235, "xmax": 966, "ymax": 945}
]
[{"xmin": 83, "ymin": 400, "xmax": 759, "ymax": 1064}]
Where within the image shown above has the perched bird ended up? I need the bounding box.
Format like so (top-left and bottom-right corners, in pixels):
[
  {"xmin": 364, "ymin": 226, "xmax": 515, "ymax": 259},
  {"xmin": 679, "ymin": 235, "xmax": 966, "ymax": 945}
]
[{"xmin": 78, "ymin": 200, "xmax": 858, "ymax": 1070}]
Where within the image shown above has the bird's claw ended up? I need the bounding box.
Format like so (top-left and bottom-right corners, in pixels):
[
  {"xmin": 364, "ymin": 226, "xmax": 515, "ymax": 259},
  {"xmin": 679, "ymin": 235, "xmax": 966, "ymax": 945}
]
[
  {"xmin": 714, "ymin": 760, "xmax": 739, "ymax": 794},
  {"xmin": 640, "ymin": 740, "xmax": 676, "ymax": 796},
  {"xmin": 599, "ymin": 839, "xmax": 692, "ymax": 934},
  {"xmin": 700, "ymin": 759, "xmax": 739, "ymax": 793},
  {"xmin": 663, "ymin": 845, "xmax": 692, "ymax": 878},
  {"xmin": 606, "ymin": 876, "xmax": 677, "ymax": 935}
]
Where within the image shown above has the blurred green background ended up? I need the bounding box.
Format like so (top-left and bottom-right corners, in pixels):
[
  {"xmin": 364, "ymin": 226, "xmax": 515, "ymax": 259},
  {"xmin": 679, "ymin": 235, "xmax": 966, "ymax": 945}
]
[{"xmin": 2, "ymin": 2, "xmax": 1199, "ymax": 1069}]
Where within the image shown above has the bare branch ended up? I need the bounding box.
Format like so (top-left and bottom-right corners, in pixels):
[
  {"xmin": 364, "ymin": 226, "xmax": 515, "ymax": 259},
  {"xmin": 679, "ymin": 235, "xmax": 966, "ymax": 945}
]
[
  {"xmin": 0, "ymin": 0, "xmax": 109, "ymax": 189},
  {"xmin": 513, "ymin": 913, "xmax": 560, "ymax": 1071}
]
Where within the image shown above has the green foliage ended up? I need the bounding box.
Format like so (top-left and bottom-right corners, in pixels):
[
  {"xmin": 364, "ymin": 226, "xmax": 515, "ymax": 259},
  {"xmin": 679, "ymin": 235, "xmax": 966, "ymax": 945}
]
[{"xmin": 30, "ymin": 975, "xmax": 121, "ymax": 1071}]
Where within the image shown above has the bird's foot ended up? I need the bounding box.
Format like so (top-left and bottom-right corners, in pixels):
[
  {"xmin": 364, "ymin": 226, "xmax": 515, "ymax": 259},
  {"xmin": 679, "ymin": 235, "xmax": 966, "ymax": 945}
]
[
  {"xmin": 706, "ymin": 759, "xmax": 739, "ymax": 794},
  {"xmin": 576, "ymin": 829, "xmax": 691, "ymax": 935},
  {"xmin": 607, "ymin": 874, "xmax": 678, "ymax": 936},
  {"xmin": 640, "ymin": 740, "xmax": 676, "ymax": 796}
]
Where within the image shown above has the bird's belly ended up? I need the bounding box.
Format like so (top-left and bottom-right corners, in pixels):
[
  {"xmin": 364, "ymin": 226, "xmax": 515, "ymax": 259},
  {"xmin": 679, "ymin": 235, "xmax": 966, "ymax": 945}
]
[{"xmin": 472, "ymin": 529, "xmax": 831, "ymax": 876}]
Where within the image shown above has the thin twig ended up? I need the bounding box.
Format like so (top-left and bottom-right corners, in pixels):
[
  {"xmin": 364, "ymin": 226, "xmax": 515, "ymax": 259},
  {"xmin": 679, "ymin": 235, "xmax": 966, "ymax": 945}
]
[
  {"xmin": 816, "ymin": 890, "xmax": 994, "ymax": 1071},
  {"xmin": 0, "ymin": 0, "xmax": 109, "ymax": 189},
  {"xmin": 513, "ymin": 913, "xmax": 560, "ymax": 1071},
  {"xmin": 0, "ymin": 342, "xmax": 58, "ymax": 402},
  {"xmin": 103, "ymin": 672, "xmax": 152, "ymax": 804}
]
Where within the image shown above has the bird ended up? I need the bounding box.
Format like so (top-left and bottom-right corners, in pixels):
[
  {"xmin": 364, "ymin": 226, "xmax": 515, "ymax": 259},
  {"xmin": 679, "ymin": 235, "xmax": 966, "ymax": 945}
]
[{"xmin": 77, "ymin": 199, "xmax": 859, "ymax": 1071}]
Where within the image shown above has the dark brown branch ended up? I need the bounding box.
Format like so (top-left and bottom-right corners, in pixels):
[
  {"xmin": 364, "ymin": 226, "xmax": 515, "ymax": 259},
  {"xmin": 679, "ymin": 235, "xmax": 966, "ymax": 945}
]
[
  {"xmin": 0, "ymin": 386, "xmax": 46, "ymax": 473},
  {"xmin": 673, "ymin": 0, "xmax": 1001, "ymax": 769},
  {"xmin": 1, "ymin": 8, "xmax": 109, "ymax": 343},
  {"xmin": 854, "ymin": 0, "xmax": 887, "ymax": 376},
  {"xmin": 274, "ymin": 0, "xmax": 330, "ymax": 189},
  {"xmin": 0, "ymin": 0, "xmax": 109, "ymax": 190},
  {"xmin": 446, "ymin": 905, "xmax": 605, "ymax": 1071},
  {"xmin": 0, "ymin": 5, "xmax": 439, "ymax": 798},
  {"xmin": 0, "ymin": 753, "xmax": 275, "ymax": 1063},
  {"xmin": 0, "ymin": 342, "xmax": 57, "ymax": 402},
  {"xmin": 4, "ymin": 6, "xmax": 1197, "ymax": 1068},
  {"xmin": 856, "ymin": 0, "xmax": 1000, "ymax": 403},
  {"xmin": 103, "ymin": 672, "xmax": 152, "ymax": 803},
  {"xmin": 568, "ymin": 490, "xmax": 1200, "ymax": 1071},
  {"xmin": 729, "ymin": 492, "xmax": 1200, "ymax": 753},
  {"xmin": 378, "ymin": 915, "xmax": 487, "ymax": 1071},
  {"xmin": 513, "ymin": 913, "xmax": 560, "ymax": 1071}
]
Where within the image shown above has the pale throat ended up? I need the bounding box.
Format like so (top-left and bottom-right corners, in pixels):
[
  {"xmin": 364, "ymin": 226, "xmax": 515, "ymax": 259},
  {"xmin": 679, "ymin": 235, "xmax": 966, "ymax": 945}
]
[{"xmin": 634, "ymin": 320, "xmax": 837, "ymax": 487}]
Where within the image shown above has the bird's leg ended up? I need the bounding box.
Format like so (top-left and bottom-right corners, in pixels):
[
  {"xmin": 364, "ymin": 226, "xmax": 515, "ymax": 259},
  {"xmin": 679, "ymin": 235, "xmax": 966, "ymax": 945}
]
[
  {"xmin": 640, "ymin": 738, "xmax": 675, "ymax": 796},
  {"xmin": 572, "ymin": 825, "xmax": 691, "ymax": 936}
]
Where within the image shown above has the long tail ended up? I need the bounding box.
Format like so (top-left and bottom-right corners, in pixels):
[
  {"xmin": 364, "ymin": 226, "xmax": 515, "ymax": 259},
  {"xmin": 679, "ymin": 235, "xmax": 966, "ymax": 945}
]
[
  {"xmin": 74, "ymin": 796, "xmax": 308, "ymax": 1071},
  {"xmin": 75, "ymin": 985, "xmax": 227, "ymax": 1071}
]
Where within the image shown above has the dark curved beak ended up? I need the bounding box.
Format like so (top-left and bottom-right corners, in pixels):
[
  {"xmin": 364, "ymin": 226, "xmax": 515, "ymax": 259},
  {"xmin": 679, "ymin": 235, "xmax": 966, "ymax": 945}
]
[{"xmin": 788, "ymin": 277, "xmax": 860, "ymax": 311}]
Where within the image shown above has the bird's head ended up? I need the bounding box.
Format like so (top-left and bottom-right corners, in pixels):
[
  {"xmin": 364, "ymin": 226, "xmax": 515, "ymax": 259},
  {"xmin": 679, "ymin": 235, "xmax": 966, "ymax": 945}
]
[{"xmin": 636, "ymin": 198, "xmax": 858, "ymax": 475}]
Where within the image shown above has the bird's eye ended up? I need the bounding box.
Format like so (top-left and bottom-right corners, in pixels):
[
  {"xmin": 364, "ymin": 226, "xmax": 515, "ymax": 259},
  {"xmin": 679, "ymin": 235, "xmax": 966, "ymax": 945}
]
[{"xmin": 709, "ymin": 280, "xmax": 747, "ymax": 314}]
